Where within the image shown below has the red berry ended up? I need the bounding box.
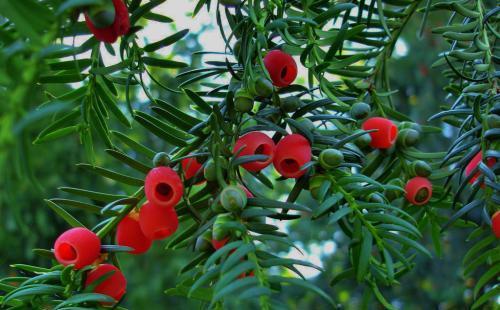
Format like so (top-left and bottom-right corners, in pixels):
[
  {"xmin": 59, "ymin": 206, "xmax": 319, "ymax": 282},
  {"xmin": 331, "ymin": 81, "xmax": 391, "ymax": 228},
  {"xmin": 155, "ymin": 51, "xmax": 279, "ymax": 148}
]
[
  {"xmin": 54, "ymin": 227, "xmax": 101, "ymax": 269},
  {"xmin": 361, "ymin": 117, "xmax": 398, "ymax": 149},
  {"xmin": 211, "ymin": 237, "xmax": 229, "ymax": 250},
  {"xmin": 405, "ymin": 177, "xmax": 432, "ymax": 206},
  {"xmin": 139, "ymin": 202, "xmax": 179, "ymax": 240},
  {"xmin": 492, "ymin": 211, "xmax": 500, "ymax": 238},
  {"xmin": 181, "ymin": 156, "xmax": 203, "ymax": 180},
  {"xmin": 116, "ymin": 215, "xmax": 152, "ymax": 255},
  {"xmin": 144, "ymin": 166, "xmax": 184, "ymax": 208},
  {"xmin": 263, "ymin": 50, "xmax": 298, "ymax": 87},
  {"xmin": 85, "ymin": 264, "xmax": 127, "ymax": 303},
  {"xmin": 273, "ymin": 134, "xmax": 311, "ymax": 178},
  {"xmin": 84, "ymin": 0, "xmax": 130, "ymax": 43},
  {"xmin": 465, "ymin": 151, "xmax": 496, "ymax": 186},
  {"xmin": 233, "ymin": 132, "xmax": 275, "ymax": 172}
]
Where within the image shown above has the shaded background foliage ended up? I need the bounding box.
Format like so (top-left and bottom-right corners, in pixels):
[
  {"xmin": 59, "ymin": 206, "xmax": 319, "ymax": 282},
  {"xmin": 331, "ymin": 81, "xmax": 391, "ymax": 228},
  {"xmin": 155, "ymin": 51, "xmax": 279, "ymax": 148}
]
[{"xmin": 0, "ymin": 0, "xmax": 496, "ymax": 309}]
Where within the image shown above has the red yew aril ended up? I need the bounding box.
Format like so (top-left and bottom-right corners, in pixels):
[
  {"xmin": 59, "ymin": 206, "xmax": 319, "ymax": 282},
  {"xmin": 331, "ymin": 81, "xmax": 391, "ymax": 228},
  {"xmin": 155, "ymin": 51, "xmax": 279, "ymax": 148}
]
[
  {"xmin": 54, "ymin": 227, "xmax": 101, "ymax": 269},
  {"xmin": 85, "ymin": 264, "xmax": 127, "ymax": 303},
  {"xmin": 492, "ymin": 211, "xmax": 500, "ymax": 238},
  {"xmin": 116, "ymin": 215, "xmax": 152, "ymax": 255},
  {"xmin": 263, "ymin": 50, "xmax": 298, "ymax": 87},
  {"xmin": 139, "ymin": 202, "xmax": 179, "ymax": 240},
  {"xmin": 84, "ymin": 0, "xmax": 130, "ymax": 43},
  {"xmin": 181, "ymin": 156, "xmax": 203, "ymax": 180},
  {"xmin": 144, "ymin": 166, "xmax": 184, "ymax": 208},
  {"xmin": 465, "ymin": 151, "xmax": 496, "ymax": 186},
  {"xmin": 211, "ymin": 237, "xmax": 229, "ymax": 250},
  {"xmin": 233, "ymin": 132, "xmax": 275, "ymax": 172},
  {"xmin": 405, "ymin": 177, "xmax": 432, "ymax": 206},
  {"xmin": 362, "ymin": 117, "xmax": 398, "ymax": 149},
  {"xmin": 273, "ymin": 134, "xmax": 311, "ymax": 178}
]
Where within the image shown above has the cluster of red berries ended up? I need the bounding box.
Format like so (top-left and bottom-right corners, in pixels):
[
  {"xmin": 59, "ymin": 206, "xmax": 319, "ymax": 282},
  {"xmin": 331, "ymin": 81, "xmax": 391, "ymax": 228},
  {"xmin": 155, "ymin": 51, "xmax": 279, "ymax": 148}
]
[
  {"xmin": 53, "ymin": 166, "xmax": 183, "ymax": 303},
  {"xmin": 234, "ymin": 131, "xmax": 311, "ymax": 178},
  {"xmin": 84, "ymin": 0, "xmax": 130, "ymax": 43},
  {"xmin": 54, "ymin": 227, "xmax": 127, "ymax": 302}
]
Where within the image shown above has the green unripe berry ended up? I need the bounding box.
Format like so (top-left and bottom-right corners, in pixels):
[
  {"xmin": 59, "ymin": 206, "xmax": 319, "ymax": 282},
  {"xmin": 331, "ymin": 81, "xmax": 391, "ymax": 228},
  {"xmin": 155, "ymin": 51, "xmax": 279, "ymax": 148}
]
[
  {"xmin": 195, "ymin": 230, "xmax": 213, "ymax": 252},
  {"xmin": 87, "ymin": 3, "xmax": 115, "ymax": 28},
  {"xmin": 350, "ymin": 102, "xmax": 371, "ymax": 120},
  {"xmin": 220, "ymin": 185, "xmax": 247, "ymax": 212},
  {"xmin": 368, "ymin": 193, "xmax": 384, "ymax": 203},
  {"xmin": 234, "ymin": 88, "xmax": 254, "ymax": 113},
  {"xmin": 293, "ymin": 117, "xmax": 315, "ymax": 133},
  {"xmin": 153, "ymin": 152, "xmax": 170, "ymax": 167},
  {"xmin": 398, "ymin": 121, "xmax": 421, "ymax": 133},
  {"xmin": 487, "ymin": 114, "xmax": 500, "ymax": 128},
  {"xmin": 354, "ymin": 130, "xmax": 372, "ymax": 148},
  {"xmin": 212, "ymin": 213, "xmax": 234, "ymax": 241},
  {"xmin": 280, "ymin": 96, "xmax": 302, "ymax": 113},
  {"xmin": 397, "ymin": 128, "xmax": 420, "ymax": 148},
  {"xmin": 411, "ymin": 160, "xmax": 432, "ymax": 177},
  {"xmin": 250, "ymin": 76, "xmax": 274, "ymax": 98},
  {"xmin": 204, "ymin": 157, "xmax": 228, "ymax": 182},
  {"xmin": 319, "ymin": 149, "xmax": 344, "ymax": 170},
  {"xmin": 309, "ymin": 174, "xmax": 329, "ymax": 200}
]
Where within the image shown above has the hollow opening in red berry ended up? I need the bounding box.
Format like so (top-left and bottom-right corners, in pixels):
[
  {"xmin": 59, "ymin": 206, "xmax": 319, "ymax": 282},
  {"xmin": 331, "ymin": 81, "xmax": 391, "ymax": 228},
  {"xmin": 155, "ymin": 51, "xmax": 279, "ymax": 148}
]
[
  {"xmin": 280, "ymin": 158, "xmax": 300, "ymax": 174},
  {"xmin": 254, "ymin": 144, "xmax": 272, "ymax": 161},
  {"xmin": 57, "ymin": 243, "xmax": 77, "ymax": 261},
  {"xmin": 415, "ymin": 188, "xmax": 430, "ymax": 203},
  {"xmin": 155, "ymin": 183, "xmax": 173, "ymax": 202},
  {"xmin": 280, "ymin": 65, "xmax": 294, "ymax": 84}
]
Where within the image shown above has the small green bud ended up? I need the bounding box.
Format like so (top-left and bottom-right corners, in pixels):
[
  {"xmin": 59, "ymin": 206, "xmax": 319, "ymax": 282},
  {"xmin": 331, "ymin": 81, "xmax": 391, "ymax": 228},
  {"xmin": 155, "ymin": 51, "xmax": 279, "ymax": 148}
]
[
  {"xmin": 354, "ymin": 130, "xmax": 372, "ymax": 148},
  {"xmin": 234, "ymin": 88, "xmax": 254, "ymax": 113},
  {"xmin": 204, "ymin": 157, "xmax": 228, "ymax": 182},
  {"xmin": 153, "ymin": 152, "xmax": 170, "ymax": 167},
  {"xmin": 195, "ymin": 230, "xmax": 213, "ymax": 252},
  {"xmin": 397, "ymin": 128, "xmax": 420, "ymax": 148},
  {"xmin": 250, "ymin": 76, "xmax": 273, "ymax": 98},
  {"xmin": 350, "ymin": 102, "xmax": 371, "ymax": 120},
  {"xmin": 309, "ymin": 174, "xmax": 329, "ymax": 200},
  {"xmin": 411, "ymin": 160, "xmax": 432, "ymax": 177},
  {"xmin": 398, "ymin": 121, "xmax": 421, "ymax": 132},
  {"xmin": 280, "ymin": 96, "xmax": 302, "ymax": 113},
  {"xmin": 220, "ymin": 185, "xmax": 247, "ymax": 212},
  {"xmin": 319, "ymin": 149, "xmax": 344, "ymax": 170}
]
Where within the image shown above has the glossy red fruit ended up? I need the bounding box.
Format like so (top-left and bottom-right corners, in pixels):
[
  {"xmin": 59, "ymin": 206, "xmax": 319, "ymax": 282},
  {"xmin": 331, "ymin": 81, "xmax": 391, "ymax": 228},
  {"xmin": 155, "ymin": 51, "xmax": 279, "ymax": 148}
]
[
  {"xmin": 492, "ymin": 211, "xmax": 500, "ymax": 238},
  {"xmin": 465, "ymin": 151, "xmax": 496, "ymax": 185},
  {"xmin": 116, "ymin": 215, "xmax": 152, "ymax": 255},
  {"xmin": 233, "ymin": 132, "xmax": 275, "ymax": 172},
  {"xmin": 54, "ymin": 227, "xmax": 101, "ymax": 269},
  {"xmin": 273, "ymin": 134, "xmax": 311, "ymax": 178},
  {"xmin": 181, "ymin": 156, "xmax": 203, "ymax": 180},
  {"xmin": 144, "ymin": 166, "xmax": 184, "ymax": 208},
  {"xmin": 84, "ymin": 0, "xmax": 130, "ymax": 43},
  {"xmin": 85, "ymin": 264, "xmax": 127, "ymax": 303},
  {"xmin": 263, "ymin": 50, "xmax": 298, "ymax": 87},
  {"xmin": 405, "ymin": 177, "xmax": 432, "ymax": 206},
  {"xmin": 139, "ymin": 202, "xmax": 179, "ymax": 240},
  {"xmin": 361, "ymin": 117, "xmax": 398, "ymax": 149},
  {"xmin": 211, "ymin": 237, "xmax": 229, "ymax": 250}
]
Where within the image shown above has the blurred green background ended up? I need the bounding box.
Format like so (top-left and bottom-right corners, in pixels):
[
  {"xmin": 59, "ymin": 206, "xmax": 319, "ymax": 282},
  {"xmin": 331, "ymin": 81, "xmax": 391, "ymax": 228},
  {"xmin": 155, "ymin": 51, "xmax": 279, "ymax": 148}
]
[{"xmin": 0, "ymin": 7, "xmax": 478, "ymax": 309}]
